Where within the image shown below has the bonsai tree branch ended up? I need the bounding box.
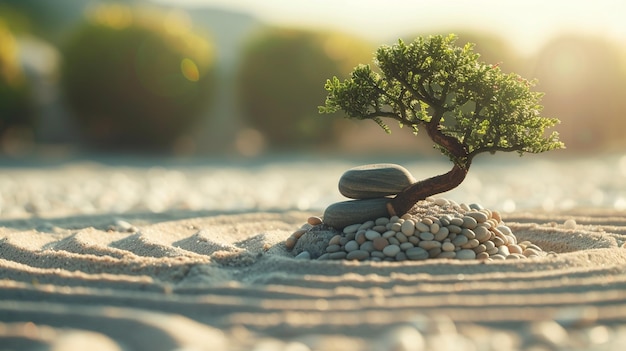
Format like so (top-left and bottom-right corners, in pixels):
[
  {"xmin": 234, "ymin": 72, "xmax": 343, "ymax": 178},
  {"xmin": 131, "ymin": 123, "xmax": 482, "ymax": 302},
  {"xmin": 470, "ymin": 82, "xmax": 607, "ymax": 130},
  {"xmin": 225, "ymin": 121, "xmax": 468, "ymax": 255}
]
[{"xmin": 387, "ymin": 162, "xmax": 468, "ymax": 216}]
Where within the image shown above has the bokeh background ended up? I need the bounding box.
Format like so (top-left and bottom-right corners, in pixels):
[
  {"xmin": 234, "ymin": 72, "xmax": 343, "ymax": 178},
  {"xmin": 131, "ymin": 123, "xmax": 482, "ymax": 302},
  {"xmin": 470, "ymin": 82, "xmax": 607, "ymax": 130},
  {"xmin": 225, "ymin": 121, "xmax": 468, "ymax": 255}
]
[{"xmin": 1, "ymin": 0, "xmax": 625, "ymax": 159}]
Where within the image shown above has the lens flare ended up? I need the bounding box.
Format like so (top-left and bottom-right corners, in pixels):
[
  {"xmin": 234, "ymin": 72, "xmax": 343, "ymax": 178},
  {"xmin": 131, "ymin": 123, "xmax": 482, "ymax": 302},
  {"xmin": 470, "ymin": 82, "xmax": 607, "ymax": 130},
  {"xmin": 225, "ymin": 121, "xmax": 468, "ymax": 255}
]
[{"xmin": 180, "ymin": 58, "xmax": 199, "ymax": 82}]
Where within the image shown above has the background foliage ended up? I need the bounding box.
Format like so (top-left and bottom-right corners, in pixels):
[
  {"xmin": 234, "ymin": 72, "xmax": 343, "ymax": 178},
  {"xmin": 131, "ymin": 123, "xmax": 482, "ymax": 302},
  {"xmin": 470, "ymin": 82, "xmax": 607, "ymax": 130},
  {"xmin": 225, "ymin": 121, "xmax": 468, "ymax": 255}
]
[
  {"xmin": 235, "ymin": 27, "xmax": 373, "ymax": 149},
  {"xmin": 60, "ymin": 4, "xmax": 216, "ymax": 151},
  {"xmin": 0, "ymin": 19, "xmax": 34, "ymax": 141}
]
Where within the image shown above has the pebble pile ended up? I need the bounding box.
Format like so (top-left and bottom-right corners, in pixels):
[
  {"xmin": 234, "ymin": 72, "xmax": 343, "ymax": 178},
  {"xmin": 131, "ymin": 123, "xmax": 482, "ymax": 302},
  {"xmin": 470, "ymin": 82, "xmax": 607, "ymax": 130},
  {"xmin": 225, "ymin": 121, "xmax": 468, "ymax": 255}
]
[{"xmin": 288, "ymin": 197, "xmax": 547, "ymax": 261}]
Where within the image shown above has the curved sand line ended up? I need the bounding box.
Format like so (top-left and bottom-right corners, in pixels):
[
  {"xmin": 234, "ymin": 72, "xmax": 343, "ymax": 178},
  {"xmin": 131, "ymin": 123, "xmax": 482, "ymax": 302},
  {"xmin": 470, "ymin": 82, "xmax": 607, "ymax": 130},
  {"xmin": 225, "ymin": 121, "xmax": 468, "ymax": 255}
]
[{"xmin": 1, "ymin": 211, "xmax": 625, "ymax": 350}]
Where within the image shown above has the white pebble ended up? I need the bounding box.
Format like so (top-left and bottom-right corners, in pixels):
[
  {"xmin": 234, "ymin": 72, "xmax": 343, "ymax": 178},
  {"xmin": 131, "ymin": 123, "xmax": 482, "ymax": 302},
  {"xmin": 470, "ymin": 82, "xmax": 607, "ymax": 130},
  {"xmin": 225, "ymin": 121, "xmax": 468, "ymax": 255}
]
[
  {"xmin": 497, "ymin": 245, "xmax": 510, "ymax": 256},
  {"xmin": 564, "ymin": 219, "xmax": 577, "ymax": 229},
  {"xmin": 434, "ymin": 198, "xmax": 449, "ymax": 206},
  {"xmin": 401, "ymin": 219, "xmax": 416, "ymax": 236},
  {"xmin": 497, "ymin": 225, "xmax": 513, "ymax": 236}
]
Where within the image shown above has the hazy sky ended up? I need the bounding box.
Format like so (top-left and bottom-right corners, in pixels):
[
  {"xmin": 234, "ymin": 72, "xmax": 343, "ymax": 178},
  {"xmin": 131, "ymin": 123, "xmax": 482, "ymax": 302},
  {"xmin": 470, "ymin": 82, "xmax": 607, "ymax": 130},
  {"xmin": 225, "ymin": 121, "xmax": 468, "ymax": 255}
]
[{"xmin": 155, "ymin": 0, "xmax": 626, "ymax": 55}]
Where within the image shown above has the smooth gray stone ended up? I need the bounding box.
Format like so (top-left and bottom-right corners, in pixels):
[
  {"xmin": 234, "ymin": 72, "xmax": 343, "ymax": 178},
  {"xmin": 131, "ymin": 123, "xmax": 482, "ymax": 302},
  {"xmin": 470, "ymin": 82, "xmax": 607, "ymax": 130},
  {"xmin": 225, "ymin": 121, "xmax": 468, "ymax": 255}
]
[
  {"xmin": 339, "ymin": 164, "xmax": 416, "ymax": 199},
  {"xmin": 323, "ymin": 198, "xmax": 391, "ymax": 229}
]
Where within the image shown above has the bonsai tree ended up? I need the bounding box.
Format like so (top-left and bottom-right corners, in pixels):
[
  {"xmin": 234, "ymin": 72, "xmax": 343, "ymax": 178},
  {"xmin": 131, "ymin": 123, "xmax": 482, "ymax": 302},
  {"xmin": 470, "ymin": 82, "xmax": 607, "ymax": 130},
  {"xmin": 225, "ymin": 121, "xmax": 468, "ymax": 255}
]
[{"xmin": 320, "ymin": 34, "xmax": 564, "ymax": 216}]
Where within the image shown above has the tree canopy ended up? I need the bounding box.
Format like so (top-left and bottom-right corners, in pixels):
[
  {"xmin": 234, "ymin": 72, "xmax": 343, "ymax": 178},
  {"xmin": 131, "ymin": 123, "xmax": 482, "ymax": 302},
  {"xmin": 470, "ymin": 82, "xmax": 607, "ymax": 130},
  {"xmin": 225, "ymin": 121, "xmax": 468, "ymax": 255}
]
[{"xmin": 320, "ymin": 34, "xmax": 565, "ymax": 215}]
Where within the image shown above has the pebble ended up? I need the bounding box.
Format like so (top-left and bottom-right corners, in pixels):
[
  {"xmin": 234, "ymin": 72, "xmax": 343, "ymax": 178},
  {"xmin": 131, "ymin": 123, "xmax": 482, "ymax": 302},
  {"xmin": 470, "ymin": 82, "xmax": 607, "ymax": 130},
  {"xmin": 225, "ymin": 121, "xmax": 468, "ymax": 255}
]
[
  {"xmin": 419, "ymin": 240, "xmax": 441, "ymax": 250},
  {"xmin": 373, "ymin": 237, "xmax": 389, "ymax": 251},
  {"xmin": 307, "ymin": 216, "xmax": 323, "ymax": 226},
  {"xmin": 343, "ymin": 223, "xmax": 361, "ymax": 234},
  {"xmin": 344, "ymin": 240, "xmax": 360, "ymax": 252},
  {"xmin": 346, "ymin": 250, "xmax": 369, "ymax": 261},
  {"xmin": 457, "ymin": 249, "xmax": 476, "ymax": 260},
  {"xmin": 473, "ymin": 226, "xmax": 491, "ymax": 242},
  {"xmin": 383, "ymin": 244, "xmax": 401, "ymax": 257},
  {"xmin": 401, "ymin": 220, "xmax": 416, "ymax": 236},
  {"xmin": 441, "ymin": 242, "xmax": 455, "ymax": 252},
  {"xmin": 323, "ymin": 198, "xmax": 391, "ymax": 229},
  {"xmin": 564, "ymin": 218, "xmax": 577, "ymax": 229},
  {"xmin": 365, "ymin": 230, "xmax": 382, "ymax": 240},
  {"xmin": 338, "ymin": 163, "xmax": 416, "ymax": 199},
  {"xmin": 466, "ymin": 211, "xmax": 489, "ymax": 223},
  {"xmin": 292, "ymin": 229, "xmax": 307, "ymax": 239},
  {"xmin": 406, "ymin": 247, "xmax": 429, "ymax": 260},
  {"xmin": 462, "ymin": 216, "xmax": 478, "ymax": 229},
  {"xmin": 294, "ymin": 197, "xmax": 549, "ymax": 262},
  {"xmin": 285, "ymin": 236, "xmax": 297, "ymax": 250},
  {"xmin": 415, "ymin": 222, "xmax": 430, "ymax": 233},
  {"xmin": 419, "ymin": 232, "xmax": 435, "ymax": 241}
]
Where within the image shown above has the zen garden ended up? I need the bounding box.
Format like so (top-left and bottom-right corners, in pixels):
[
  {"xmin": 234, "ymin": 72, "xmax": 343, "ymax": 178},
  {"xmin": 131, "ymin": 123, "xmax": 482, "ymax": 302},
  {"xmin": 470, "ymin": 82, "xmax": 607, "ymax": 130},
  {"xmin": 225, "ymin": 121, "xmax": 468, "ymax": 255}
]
[{"xmin": 286, "ymin": 34, "xmax": 565, "ymax": 262}]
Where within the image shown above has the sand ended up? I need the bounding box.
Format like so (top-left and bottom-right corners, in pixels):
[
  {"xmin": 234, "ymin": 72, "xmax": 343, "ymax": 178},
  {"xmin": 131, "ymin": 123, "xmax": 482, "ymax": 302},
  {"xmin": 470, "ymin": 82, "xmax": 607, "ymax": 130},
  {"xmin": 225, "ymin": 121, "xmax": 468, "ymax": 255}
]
[{"xmin": 1, "ymin": 157, "xmax": 626, "ymax": 350}]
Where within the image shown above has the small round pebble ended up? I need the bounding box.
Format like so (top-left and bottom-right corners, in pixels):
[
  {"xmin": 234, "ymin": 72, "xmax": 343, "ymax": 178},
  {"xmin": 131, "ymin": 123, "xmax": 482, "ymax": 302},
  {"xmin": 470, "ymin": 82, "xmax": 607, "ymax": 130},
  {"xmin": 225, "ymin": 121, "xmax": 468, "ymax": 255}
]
[
  {"xmin": 307, "ymin": 216, "xmax": 323, "ymax": 226},
  {"xmin": 346, "ymin": 250, "xmax": 369, "ymax": 261},
  {"xmin": 456, "ymin": 249, "xmax": 476, "ymax": 260},
  {"xmin": 406, "ymin": 247, "xmax": 429, "ymax": 260},
  {"xmin": 383, "ymin": 244, "xmax": 401, "ymax": 257},
  {"xmin": 365, "ymin": 230, "xmax": 381, "ymax": 240},
  {"xmin": 564, "ymin": 218, "xmax": 577, "ymax": 229}
]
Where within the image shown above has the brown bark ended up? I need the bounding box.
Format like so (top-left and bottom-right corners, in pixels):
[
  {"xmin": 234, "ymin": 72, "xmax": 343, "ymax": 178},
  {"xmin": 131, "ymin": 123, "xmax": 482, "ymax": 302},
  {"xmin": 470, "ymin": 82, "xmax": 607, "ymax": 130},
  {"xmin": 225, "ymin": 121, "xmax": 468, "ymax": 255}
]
[{"xmin": 386, "ymin": 162, "xmax": 469, "ymax": 217}]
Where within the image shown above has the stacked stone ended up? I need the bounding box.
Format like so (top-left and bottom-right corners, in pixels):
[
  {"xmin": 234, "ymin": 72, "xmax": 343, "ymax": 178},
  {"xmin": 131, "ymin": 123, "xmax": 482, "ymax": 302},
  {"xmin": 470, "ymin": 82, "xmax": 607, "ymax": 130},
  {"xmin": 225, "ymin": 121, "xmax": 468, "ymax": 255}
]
[
  {"xmin": 317, "ymin": 197, "xmax": 546, "ymax": 262},
  {"xmin": 322, "ymin": 164, "xmax": 416, "ymax": 229},
  {"xmin": 288, "ymin": 163, "xmax": 547, "ymax": 261}
]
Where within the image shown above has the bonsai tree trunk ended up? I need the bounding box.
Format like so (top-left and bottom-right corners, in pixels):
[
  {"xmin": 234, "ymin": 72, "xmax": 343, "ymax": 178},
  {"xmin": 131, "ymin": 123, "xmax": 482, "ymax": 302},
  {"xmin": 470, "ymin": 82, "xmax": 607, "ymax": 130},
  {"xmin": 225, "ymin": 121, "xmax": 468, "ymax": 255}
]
[{"xmin": 387, "ymin": 162, "xmax": 468, "ymax": 216}]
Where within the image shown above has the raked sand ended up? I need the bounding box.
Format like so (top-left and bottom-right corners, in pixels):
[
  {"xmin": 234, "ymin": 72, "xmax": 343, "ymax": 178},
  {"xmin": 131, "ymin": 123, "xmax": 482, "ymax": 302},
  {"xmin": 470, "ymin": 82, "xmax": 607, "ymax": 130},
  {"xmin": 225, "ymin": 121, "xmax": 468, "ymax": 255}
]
[{"xmin": 1, "ymin": 156, "xmax": 626, "ymax": 350}]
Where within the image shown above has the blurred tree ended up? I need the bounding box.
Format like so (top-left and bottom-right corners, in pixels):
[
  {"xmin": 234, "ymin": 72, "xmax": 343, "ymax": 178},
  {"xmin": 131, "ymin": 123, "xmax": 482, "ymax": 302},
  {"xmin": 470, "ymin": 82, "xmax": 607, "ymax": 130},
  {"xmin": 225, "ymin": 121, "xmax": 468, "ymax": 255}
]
[
  {"xmin": 235, "ymin": 27, "xmax": 373, "ymax": 149},
  {"xmin": 0, "ymin": 0, "xmax": 86, "ymax": 43},
  {"xmin": 60, "ymin": 4, "xmax": 216, "ymax": 151},
  {"xmin": 532, "ymin": 34, "xmax": 626, "ymax": 151},
  {"xmin": 0, "ymin": 18, "xmax": 35, "ymax": 149}
]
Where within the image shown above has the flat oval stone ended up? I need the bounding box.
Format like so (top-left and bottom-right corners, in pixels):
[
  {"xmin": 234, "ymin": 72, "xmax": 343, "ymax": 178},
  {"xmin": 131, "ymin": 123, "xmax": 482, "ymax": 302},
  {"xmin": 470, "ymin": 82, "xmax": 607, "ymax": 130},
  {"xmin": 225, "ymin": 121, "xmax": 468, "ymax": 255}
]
[
  {"xmin": 339, "ymin": 164, "xmax": 416, "ymax": 199},
  {"xmin": 323, "ymin": 198, "xmax": 391, "ymax": 230}
]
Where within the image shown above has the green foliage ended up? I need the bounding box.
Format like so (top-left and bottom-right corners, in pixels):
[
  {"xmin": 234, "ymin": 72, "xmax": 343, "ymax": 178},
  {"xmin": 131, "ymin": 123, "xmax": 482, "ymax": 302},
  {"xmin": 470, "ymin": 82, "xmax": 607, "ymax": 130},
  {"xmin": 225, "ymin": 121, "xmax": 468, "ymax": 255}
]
[
  {"xmin": 236, "ymin": 27, "xmax": 372, "ymax": 148},
  {"xmin": 321, "ymin": 34, "xmax": 564, "ymax": 164},
  {"xmin": 0, "ymin": 18, "xmax": 34, "ymax": 137},
  {"xmin": 60, "ymin": 4, "xmax": 215, "ymax": 150}
]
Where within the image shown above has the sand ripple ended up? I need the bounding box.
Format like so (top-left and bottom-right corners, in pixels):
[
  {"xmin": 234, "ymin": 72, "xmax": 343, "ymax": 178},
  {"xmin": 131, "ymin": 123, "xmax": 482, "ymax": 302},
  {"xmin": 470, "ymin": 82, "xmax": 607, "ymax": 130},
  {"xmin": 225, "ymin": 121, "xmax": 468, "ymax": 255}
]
[{"xmin": 1, "ymin": 211, "xmax": 626, "ymax": 350}]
